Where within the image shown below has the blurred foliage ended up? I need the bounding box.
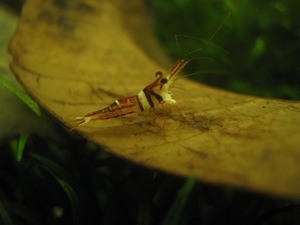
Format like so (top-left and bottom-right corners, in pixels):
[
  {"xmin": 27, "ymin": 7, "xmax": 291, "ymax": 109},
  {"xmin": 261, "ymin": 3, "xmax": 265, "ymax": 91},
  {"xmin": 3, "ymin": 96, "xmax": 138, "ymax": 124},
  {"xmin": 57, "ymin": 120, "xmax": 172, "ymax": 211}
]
[
  {"xmin": 0, "ymin": 0, "xmax": 24, "ymax": 12},
  {"xmin": 1, "ymin": 134, "xmax": 300, "ymax": 225},
  {"xmin": 152, "ymin": 0, "xmax": 300, "ymax": 100},
  {"xmin": 0, "ymin": 76, "xmax": 42, "ymax": 117}
]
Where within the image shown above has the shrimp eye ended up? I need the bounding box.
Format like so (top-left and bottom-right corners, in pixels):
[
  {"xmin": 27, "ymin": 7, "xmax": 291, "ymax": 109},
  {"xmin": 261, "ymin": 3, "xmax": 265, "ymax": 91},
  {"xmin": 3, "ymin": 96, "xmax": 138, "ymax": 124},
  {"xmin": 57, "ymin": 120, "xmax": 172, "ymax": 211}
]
[
  {"xmin": 160, "ymin": 77, "xmax": 168, "ymax": 84},
  {"xmin": 155, "ymin": 71, "xmax": 163, "ymax": 77}
]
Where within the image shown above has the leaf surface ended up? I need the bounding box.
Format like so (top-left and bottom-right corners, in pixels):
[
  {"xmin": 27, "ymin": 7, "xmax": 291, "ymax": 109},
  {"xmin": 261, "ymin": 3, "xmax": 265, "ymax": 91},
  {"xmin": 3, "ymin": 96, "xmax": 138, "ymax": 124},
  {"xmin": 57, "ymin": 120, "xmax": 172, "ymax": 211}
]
[{"xmin": 9, "ymin": 0, "xmax": 300, "ymax": 198}]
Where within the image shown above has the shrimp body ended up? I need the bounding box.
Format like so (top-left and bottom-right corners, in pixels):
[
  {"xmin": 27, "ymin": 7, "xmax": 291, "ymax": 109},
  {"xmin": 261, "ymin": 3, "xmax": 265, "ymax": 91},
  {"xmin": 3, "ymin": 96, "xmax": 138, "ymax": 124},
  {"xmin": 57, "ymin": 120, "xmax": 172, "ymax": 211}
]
[
  {"xmin": 74, "ymin": 13, "xmax": 231, "ymax": 127},
  {"xmin": 75, "ymin": 59, "xmax": 188, "ymax": 127}
]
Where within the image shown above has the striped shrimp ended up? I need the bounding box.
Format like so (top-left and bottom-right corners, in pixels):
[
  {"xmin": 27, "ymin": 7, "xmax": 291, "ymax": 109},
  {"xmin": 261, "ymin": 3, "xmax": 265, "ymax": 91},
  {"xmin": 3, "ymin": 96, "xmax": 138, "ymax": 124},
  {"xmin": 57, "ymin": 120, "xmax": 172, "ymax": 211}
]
[
  {"xmin": 75, "ymin": 59, "xmax": 188, "ymax": 127},
  {"xmin": 74, "ymin": 13, "xmax": 231, "ymax": 128}
]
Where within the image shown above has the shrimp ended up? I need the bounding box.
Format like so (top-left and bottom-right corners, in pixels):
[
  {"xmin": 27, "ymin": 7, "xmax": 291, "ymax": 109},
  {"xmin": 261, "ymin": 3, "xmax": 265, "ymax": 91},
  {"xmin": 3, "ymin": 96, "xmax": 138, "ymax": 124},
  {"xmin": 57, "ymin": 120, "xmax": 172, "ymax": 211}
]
[
  {"xmin": 74, "ymin": 59, "xmax": 188, "ymax": 127},
  {"xmin": 74, "ymin": 12, "xmax": 231, "ymax": 128}
]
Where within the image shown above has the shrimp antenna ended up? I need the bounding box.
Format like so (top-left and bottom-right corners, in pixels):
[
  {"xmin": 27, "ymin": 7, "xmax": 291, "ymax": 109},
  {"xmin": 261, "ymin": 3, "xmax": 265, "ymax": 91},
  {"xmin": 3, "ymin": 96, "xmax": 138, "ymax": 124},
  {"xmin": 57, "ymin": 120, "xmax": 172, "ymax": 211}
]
[{"xmin": 175, "ymin": 12, "xmax": 232, "ymax": 60}]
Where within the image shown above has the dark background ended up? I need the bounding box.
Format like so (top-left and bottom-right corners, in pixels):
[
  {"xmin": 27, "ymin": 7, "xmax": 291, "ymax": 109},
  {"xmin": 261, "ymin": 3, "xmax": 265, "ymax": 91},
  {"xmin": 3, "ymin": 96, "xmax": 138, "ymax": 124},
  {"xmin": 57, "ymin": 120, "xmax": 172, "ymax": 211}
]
[{"xmin": 152, "ymin": 0, "xmax": 300, "ymax": 100}]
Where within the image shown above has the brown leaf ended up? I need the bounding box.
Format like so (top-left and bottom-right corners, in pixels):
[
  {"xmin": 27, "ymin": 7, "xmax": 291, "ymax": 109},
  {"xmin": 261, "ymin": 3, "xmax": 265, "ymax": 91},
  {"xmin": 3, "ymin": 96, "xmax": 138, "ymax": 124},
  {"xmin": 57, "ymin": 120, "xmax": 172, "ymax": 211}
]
[{"xmin": 9, "ymin": 0, "xmax": 300, "ymax": 198}]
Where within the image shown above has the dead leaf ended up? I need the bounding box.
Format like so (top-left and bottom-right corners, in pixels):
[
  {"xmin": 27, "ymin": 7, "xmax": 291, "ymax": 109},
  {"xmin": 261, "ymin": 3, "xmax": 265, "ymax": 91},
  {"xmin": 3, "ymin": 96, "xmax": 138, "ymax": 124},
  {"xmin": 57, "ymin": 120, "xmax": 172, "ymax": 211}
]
[{"xmin": 9, "ymin": 0, "xmax": 300, "ymax": 198}]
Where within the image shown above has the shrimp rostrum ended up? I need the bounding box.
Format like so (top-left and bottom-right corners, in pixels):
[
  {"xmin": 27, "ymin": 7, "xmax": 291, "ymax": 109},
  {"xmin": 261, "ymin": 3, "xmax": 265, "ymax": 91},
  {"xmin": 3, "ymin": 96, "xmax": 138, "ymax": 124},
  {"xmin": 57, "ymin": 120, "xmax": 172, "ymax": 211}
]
[{"xmin": 75, "ymin": 59, "xmax": 188, "ymax": 127}]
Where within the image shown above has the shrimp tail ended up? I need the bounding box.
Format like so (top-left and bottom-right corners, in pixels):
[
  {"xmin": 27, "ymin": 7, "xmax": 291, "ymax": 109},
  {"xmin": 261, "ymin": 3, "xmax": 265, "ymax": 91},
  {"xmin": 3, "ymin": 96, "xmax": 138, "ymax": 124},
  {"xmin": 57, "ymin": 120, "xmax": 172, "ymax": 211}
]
[{"xmin": 75, "ymin": 116, "xmax": 92, "ymax": 127}]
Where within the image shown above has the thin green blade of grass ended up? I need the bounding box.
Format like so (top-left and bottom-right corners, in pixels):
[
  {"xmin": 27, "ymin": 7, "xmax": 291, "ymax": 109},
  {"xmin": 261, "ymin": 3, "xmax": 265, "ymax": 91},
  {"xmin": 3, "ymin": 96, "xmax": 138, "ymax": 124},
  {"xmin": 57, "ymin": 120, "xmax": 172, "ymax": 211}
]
[
  {"xmin": 17, "ymin": 133, "xmax": 29, "ymax": 161},
  {"xmin": 9, "ymin": 134, "xmax": 29, "ymax": 161},
  {"xmin": 55, "ymin": 177, "xmax": 81, "ymax": 224},
  {"xmin": 0, "ymin": 197, "xmax": 15, "ymax": 225},
  {"xmin": 0, "ymin": 75, "xmax": 41, "ymax": 117},
  {"xmin": 162, "ymin": 175, "xmax": 197, "ymax": 225},
  {"xmin": 29, "ymin": 153, "xmax": 81, "ymax": 225},
  {"xmin": 4, "ymin": 201, "xmax": 40, "ymax": 225}
]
